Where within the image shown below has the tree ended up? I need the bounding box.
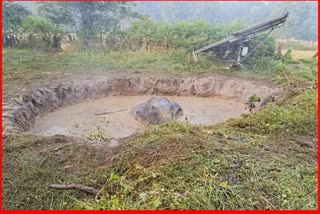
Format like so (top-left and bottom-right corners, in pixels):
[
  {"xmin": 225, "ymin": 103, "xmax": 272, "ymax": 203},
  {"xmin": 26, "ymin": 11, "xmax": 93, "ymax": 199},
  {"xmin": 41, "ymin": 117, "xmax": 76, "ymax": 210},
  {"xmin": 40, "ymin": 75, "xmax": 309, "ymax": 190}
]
[
  {"xmin": 22, "ymin": 16, "xmax": 64, "ymax": 48},
  {"xmin": 37, "ymin": 2, "xmax": 75, "ymax": 28},
  {"xmin": 36, "ymin": 2, "xmax": 136, "ymax": 47},
  {"xmin": 3, "ymin": 2, "xmax": 30, "ymax": 35}
]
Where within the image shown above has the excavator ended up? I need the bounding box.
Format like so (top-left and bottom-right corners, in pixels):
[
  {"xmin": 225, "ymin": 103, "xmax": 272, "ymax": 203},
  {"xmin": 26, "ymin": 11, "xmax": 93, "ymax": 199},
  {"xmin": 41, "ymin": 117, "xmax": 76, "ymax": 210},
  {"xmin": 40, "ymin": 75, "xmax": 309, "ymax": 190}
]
[{"xmin": 192, "ymin": 12, "xmax": 289, "ymax": 69}]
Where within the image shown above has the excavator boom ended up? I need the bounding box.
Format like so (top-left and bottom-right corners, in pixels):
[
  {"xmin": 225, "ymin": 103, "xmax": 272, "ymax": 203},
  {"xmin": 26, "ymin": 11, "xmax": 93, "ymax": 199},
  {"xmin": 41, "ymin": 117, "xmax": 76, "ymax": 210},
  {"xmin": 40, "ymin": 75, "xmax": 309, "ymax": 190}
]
[{"xmin": 193, "ymin": 12, "xmax": 289, "ymax": 66}]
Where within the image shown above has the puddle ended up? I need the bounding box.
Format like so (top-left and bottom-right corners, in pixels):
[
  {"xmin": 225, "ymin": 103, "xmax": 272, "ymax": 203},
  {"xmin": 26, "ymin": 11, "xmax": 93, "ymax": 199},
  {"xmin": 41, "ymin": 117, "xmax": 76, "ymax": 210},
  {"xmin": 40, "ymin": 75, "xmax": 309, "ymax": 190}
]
[{"xmin": 30, "ymin": 96, "xmax": 246, "ymax": 138}]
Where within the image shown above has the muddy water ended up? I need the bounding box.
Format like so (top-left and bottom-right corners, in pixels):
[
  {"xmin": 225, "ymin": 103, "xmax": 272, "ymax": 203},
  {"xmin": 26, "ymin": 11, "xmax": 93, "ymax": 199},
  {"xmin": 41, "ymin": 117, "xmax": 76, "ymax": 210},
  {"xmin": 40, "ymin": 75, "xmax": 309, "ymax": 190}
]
[{"xmin": 30, "ymin": 96, "xmax": 246, "ymax": 138}]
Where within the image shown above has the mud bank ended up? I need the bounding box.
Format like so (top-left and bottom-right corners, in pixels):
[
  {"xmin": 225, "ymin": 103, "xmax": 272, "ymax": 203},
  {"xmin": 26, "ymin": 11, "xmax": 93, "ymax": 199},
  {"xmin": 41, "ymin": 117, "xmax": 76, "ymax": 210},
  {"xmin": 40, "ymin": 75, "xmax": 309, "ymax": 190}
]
[{"xmin": 2, "ymin": 75, "xmax": 282, "ymax": 135}]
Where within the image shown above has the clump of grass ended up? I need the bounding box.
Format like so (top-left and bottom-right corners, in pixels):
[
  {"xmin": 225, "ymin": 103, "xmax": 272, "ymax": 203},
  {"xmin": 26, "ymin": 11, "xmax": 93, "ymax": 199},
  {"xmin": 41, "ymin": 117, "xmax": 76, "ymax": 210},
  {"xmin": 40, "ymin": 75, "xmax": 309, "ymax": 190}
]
[
  {"xmin": 227, "ymin": 89, "xmax": 317, "ymax": 136},
  {"xmin": 2, "ymin": 134, "xmax": 116, "ymax": 210},
  {"xmin": 74, "ymin": 122, "xmax": 317, "ymax": 210},
  {"xmin": 3, "ymin": 116, "xmax": 318, "ymax": 210}
]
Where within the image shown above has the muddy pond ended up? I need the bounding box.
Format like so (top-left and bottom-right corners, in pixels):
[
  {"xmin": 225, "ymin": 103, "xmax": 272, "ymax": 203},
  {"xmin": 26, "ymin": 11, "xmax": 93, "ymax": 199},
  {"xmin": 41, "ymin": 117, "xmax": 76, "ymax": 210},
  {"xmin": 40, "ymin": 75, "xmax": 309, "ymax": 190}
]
[{"xmin": 30, "ymin": 96, "xmax": 246, "ymax": 138}]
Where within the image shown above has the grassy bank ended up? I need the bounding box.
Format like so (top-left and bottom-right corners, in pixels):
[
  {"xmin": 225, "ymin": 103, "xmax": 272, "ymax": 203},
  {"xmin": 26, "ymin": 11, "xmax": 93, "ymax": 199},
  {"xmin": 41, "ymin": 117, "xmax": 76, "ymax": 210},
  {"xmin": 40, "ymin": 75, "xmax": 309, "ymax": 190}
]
[
  {"xmin": 74, "ymin": 89, "xmax": 318, "ymax": 210},
  {"xmin": 3, "ymin": 89, "xmax": 318, "ymax": 210}
]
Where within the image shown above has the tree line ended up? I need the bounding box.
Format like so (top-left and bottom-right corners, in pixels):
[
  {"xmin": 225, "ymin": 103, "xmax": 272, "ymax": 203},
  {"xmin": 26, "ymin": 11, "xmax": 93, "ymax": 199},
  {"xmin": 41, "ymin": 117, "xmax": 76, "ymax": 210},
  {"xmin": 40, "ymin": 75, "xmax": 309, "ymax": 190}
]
[
  {"xmin": 4, "ymin": 1, "xmax": 314, "ymax": 53},
  {"xmin": 3, "ymin": 2, "xmax": 138, "ymax": 49},
  {"xmin": 2, "ymin": 2, "xmax": 245, "ymax": 51},
  {"xmin": 135, "ymin": 1, "xmax": 318, "ymax": 41}
]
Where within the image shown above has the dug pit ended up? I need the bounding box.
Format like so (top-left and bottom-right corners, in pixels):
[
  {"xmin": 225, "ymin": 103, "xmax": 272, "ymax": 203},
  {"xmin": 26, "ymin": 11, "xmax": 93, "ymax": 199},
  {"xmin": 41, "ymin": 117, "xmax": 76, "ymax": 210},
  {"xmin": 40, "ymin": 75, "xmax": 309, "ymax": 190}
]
[
  {"xmin": 29, "ymin": 96, "xmax": 246, "ymax": 138},
  {"xmin": 2, "ymin": 75, "xmax": 283, "ymax": 139}
]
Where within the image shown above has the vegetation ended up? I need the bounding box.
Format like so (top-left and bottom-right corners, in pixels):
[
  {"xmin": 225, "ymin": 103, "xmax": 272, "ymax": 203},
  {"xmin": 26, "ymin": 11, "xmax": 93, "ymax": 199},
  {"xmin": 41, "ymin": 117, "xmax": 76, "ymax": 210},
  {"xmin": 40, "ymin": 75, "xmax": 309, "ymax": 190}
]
[
  {"xmin": 121, "ymin": 19, "xmax": 245, "ymax": 51},
  {"xmin": 37, "ymin": 2, "xmax": 137, "ymax": 47},
  {"xmin": 3, "ymin": 2, "xmax": 30, "ymax": 35},
  {"xmin": 245, "ymin": 94, "xmax": 261, "ymax": 113},
  {"xmin": 2, "ymin": 1, "xmax": 318, "ymax": 211},
  {"xmin": 3, "ymin": 95, "xmax": 318, "ymax": 209},
  {"xmin": 2, "ymin": 49, "xmax": 219, "ymax": 80},
  {"xmin": 2, "ymin": 47, "xmax": 318, "ymax": 209},
  {"xmin": 135, "ymin": 2, "xmax": 318, "ymax": 41},
  {"xmin": 3, "ymin": 48, "xmax": 317, "ymax": 85},
  {"xmin": 230, "ymin": 89, "xmax": 318, "ymax": 135}
]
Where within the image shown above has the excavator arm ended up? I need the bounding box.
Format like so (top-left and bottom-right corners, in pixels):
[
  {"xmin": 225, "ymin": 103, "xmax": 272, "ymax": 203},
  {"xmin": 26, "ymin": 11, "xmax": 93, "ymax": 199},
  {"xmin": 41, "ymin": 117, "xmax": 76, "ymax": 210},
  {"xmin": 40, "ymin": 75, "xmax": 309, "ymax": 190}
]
[{"xmin": 193, "ymin": 12, "xmax": 289, "ymax": 67}]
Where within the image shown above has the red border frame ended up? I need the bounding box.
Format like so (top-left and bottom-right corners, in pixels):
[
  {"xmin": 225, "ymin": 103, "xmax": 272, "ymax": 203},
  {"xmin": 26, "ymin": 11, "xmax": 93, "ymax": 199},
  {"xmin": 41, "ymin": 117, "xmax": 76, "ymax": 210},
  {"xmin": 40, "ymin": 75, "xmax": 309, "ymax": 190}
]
[{"xmin": 0, "ymin": 0, "xmax": 319, "ymax": 212}]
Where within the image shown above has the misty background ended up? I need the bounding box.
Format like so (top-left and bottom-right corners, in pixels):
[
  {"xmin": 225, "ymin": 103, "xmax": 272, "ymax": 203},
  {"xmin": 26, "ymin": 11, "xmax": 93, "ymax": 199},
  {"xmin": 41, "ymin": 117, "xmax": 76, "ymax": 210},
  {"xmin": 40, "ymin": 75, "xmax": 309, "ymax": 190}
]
[{"xmin": 16, "ymin": 1, "xmax": 318, "ymax": 41}]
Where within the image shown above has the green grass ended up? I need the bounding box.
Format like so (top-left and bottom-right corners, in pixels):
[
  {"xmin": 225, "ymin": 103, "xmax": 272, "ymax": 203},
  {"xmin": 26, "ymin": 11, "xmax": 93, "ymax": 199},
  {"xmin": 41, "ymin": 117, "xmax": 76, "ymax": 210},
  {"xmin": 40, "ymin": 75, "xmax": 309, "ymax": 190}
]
[
  {"xmin": 228, "ymin": 89, "xmax": 318, "ymax": 135},
  {"xmin": 3, "ymin": 48, "xmax": 317, "ymax": 85},
  {"xmin": 2, "ymin": 47, "xmax": 318, "ymax": 210},
  {"xmin": 3, "ymin": 48, "xmax": 318, "ymax": 89},
  {"xmin": 73, "ymin": 90, "xmax": 318, "ymax": 210},
  {"xmin": 2, "ymin": 48, "xmax": 220, "ymax": 80},
  {"xmin": 243, "ymin": 56, "xmax": 318, "ymax": 87},
  {"xmin": 3, "ymin": 89, "xmax": 318, "ymax": 209}
]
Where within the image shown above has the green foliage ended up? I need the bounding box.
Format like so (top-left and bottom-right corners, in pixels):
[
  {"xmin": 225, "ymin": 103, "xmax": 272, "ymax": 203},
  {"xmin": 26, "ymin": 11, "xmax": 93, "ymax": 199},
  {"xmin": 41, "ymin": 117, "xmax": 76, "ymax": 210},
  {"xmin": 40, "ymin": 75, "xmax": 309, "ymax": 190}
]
[
  {"xmin": 271, "ymin": 58, "xmax": 318, "ymax": 85},
  {"xmin": 244, "ymin": 35, "xmax": 276, "ymax": 67},
  {"xmin": 22, "ymin": 16, "xmax": 54, "ymax": 34},
  {"xmin": 245, "ymin": 94, "xmax": 261, "ymax": 113},
  {"xmin": 36, "ymin": 2, "xmax": 135, "ymax": 47},
  {"xmin": 280, "ymin": 50, "xmax": 294, "ymax": 63},
  {"xmin": 229, "ymin": 89, "xmax": 318, "ymax": 135},
  {"xmin": 21, "ymin": 16, "xmax": 64, "ymax": 49},
  {"xmin": 72, "ymin": 120, "xmax": 317, "ymax": 210},
  {"xmin": 2, "ymin": 2, "xmax": 318, "ymax": 211},
  {"xmin": 3, "ymin": 116, "xmax": 318, "ymax": 210},
  {"xmin": 37, "ymin": 2, "xmax": 75, "ymax": 27},
  {"xmin": 124, "ymin": 18, "xmax": 245, "ymax": 51},
  {"xmin": 3, "ymin": 2, "xmax": 30, "ymax": 34},
  {"xmin": 135, "ymin": 1, "xmax": 318, "ymax": 41}
]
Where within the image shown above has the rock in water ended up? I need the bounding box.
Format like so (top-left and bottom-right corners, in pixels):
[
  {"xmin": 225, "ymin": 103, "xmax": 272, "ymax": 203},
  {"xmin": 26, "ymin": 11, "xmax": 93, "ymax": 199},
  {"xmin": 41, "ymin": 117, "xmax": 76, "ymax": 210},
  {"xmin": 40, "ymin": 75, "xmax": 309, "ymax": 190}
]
[{"xmin": 130, "ymin": 97, "xmax": 183, "ymax": 124}]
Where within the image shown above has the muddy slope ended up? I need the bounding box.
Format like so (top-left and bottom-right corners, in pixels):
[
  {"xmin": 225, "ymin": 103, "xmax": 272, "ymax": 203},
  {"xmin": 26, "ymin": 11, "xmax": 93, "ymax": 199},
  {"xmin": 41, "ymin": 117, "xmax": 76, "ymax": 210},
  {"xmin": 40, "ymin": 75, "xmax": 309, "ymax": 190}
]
[{"xmin": 2, "ymin": 75, "xmax": 282, "ymax": 133}]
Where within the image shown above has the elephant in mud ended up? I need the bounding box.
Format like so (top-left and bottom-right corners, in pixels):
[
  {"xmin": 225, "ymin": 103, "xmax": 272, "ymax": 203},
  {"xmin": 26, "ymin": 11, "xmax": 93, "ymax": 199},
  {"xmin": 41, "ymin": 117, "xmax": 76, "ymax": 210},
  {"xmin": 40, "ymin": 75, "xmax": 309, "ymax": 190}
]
[{"xmin": 130, "ymin": 97, "xmax": 183, "ymax": 124}]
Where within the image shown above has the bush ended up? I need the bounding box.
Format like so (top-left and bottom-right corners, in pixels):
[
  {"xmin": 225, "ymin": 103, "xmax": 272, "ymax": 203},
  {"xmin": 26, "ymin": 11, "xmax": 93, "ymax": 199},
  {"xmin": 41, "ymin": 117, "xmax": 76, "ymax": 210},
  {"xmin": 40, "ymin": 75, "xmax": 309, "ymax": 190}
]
[{"xmin": 243, "ymin": 35, "xmax": 276, "ymax": 67}]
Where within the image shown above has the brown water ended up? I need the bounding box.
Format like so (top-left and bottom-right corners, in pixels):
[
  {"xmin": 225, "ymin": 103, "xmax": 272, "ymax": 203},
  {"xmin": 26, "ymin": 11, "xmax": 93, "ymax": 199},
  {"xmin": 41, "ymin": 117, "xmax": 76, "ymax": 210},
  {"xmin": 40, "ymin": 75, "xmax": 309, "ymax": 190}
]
[{"xmin": 30, "ymin": 96, "xmax": 246, "ymax": 138}]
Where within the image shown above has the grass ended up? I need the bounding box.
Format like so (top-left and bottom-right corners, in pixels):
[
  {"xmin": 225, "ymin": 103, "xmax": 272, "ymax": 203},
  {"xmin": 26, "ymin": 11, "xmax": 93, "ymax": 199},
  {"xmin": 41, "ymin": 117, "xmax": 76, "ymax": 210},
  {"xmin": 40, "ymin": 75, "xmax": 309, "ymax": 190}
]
[
  {"xmin": 2, "ymin": 134, "xmax": 123, "ymax": 209},
  {"xmin": 288, "ymin": 50, "xmax": 318, "ymax": 60},
  {"xmin": 228, "ymin": 89, "xmax": 318, "ymax": 135},
  {"xmin": 276, "ymin": 39, "xmax": 318, "ymax": 51},
  {"xmin": 3, "ymin": 89, "xmax": 318, "ymax": 209},
  {"xmin": 2, "ymin": 47, "xmax": 318, "ymax": 210},
  {"xmin": 2, "ymin": 48, "xmax": 220, "ymax": 80},
  {"xmin": 73, "ymin": 90, "xmax": 318, "ymax": 210},
  {"xmin": 243, "ymin": 56, "xmax": 317, "ymax": 86},
  {"xmin": 3, "ymin": 48, "xmax": 317, "ymax": 92}
]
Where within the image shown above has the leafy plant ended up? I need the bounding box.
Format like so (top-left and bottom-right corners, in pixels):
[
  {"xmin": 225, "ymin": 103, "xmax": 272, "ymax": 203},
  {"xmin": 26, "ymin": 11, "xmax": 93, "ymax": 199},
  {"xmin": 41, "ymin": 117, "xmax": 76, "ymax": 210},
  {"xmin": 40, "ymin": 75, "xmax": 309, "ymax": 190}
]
[{"xmin": 245, "ymin": 94, "xmax": 261, "ymax": 113}]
